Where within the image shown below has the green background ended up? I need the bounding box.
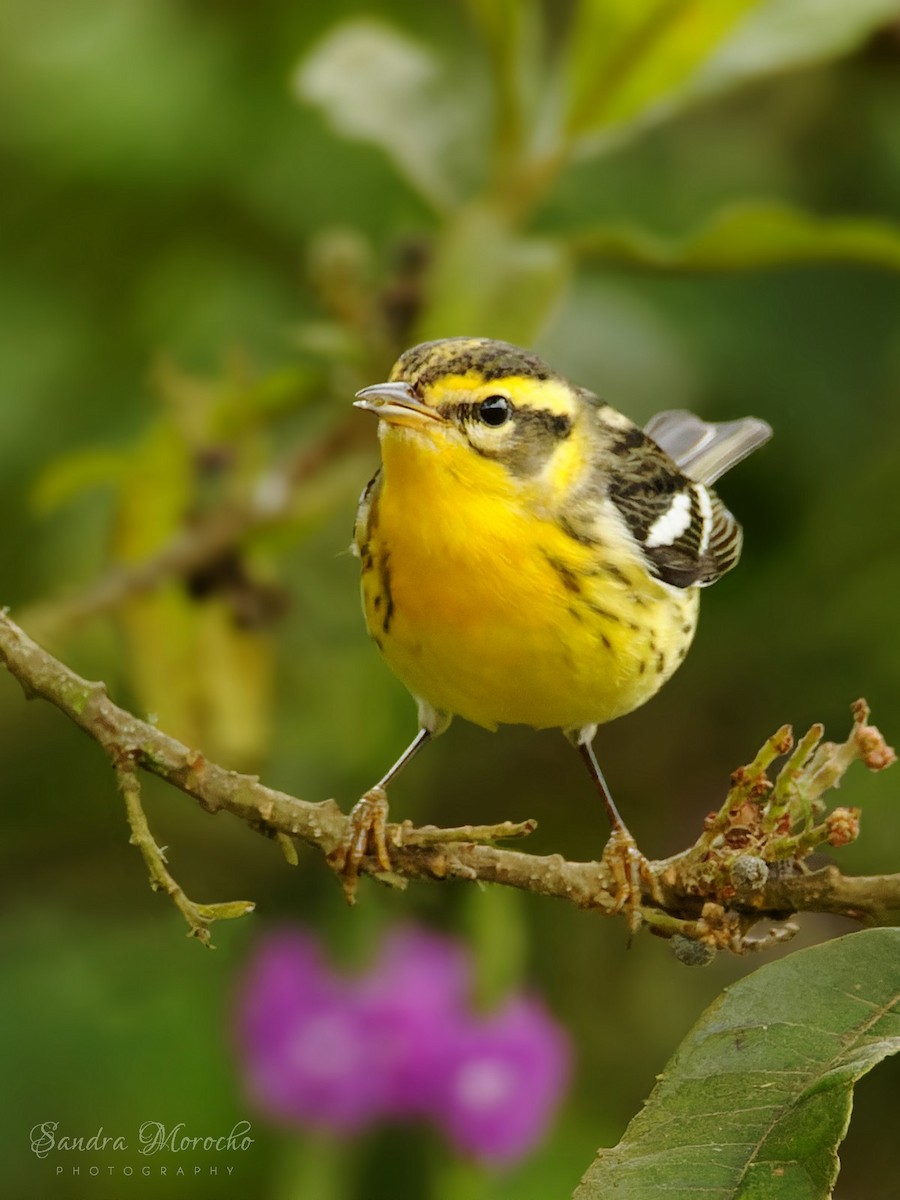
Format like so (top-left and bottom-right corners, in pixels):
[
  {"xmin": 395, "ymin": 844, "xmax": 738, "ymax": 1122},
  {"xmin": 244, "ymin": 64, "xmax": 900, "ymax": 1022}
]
[{"xmin": 2, "ymin": 1, "xmax": 899, "ymax": 1197}]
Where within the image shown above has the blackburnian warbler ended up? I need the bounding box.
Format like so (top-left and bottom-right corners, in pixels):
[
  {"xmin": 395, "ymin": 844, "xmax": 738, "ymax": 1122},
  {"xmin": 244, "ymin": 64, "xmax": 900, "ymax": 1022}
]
[{"xmin": 336, "ymin": 337, "xmax": 771, "ymax": 915}]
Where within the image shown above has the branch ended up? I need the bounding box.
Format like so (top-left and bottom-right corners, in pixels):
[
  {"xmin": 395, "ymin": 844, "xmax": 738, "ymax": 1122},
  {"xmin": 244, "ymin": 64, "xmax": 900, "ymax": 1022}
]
[{"xmin": 1, "ymin": 609, "xmax": 897, "ymax": 952}]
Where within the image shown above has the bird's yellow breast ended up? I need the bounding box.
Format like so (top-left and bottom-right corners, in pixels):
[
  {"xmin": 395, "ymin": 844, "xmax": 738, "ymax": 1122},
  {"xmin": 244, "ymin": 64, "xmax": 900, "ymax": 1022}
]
[{"xmin": 359, "ymin": 424, "xmax": 699, "ymax": 733}]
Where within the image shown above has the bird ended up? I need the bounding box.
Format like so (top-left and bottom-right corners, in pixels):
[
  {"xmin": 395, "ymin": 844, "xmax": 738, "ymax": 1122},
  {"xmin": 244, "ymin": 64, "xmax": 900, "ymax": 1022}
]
[{"xmin": 334, "ymin": 336, "xmax": 771, "ymax": 918}]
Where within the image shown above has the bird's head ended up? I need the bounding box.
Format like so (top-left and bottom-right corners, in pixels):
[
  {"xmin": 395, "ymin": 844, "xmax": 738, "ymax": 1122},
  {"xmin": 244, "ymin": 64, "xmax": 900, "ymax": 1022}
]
[{"xmin": 354, "ymin": 337, "xmax": 587, "ymax": 483}]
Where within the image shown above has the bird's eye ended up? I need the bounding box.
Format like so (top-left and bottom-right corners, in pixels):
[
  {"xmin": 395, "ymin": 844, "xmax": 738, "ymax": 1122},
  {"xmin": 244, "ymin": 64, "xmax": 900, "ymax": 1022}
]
[{"xmin": 477, "ymin": 395, "xmax": 512, "ymax": 426}]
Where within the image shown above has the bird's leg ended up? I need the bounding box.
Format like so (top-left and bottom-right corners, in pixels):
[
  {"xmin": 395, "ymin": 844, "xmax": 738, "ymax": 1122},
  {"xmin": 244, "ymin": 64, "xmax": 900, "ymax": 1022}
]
[
  {"xmin": 329, "ymin": 728, "xmax": 432, "ymax": 901},
  {"xmin": 576, "ymin": 738, "xmax": 662, "ymax": 930}
]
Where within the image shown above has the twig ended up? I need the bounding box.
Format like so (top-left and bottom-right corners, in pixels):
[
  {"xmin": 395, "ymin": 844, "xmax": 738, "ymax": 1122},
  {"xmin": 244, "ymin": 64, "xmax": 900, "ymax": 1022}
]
[
  {"xmin": 1, "ymin": 608, "xmax": 897, "ymax": 952},
  {"xmin": 396, "ymin": 818, "xmax": 539, "ymax": 846},
  {"xmin": 116, "ymin": 755, "xmax": 254, "ymax": 945}
]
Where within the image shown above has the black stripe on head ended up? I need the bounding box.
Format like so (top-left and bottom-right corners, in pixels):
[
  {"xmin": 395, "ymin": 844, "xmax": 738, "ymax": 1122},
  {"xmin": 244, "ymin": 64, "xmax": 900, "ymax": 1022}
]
[
  {"xmin": 392, "ymin": 338, "xmax": 558, "ymax": 392},
  {"xmin": 445, "ymin": 401, "xmax": 572, "ymax": 442},
  {"xmin": 467, "ymin": 404, "xmax": 572, "ymax": 477},
  {"xmin": 526, "ymin": 408, "xmax": 572, "ymax": 440}
]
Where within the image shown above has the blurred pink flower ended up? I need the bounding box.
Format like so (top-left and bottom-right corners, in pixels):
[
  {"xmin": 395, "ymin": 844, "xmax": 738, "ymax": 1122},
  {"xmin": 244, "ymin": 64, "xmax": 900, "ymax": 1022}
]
[
  {"xmin": 233, "ymin": 924, "xmax": 570, "ymax": 1163},
  {"xmin": 234, "ymin": 929, "xmax": 381, "ymax": 1132},
  {"xmin": 432, "ymin": 996, "xmax": 571, "ymax": 1165},
  {"xmin": 358, "ymin": 926, "xmax": 473, "ymax": 1115}
]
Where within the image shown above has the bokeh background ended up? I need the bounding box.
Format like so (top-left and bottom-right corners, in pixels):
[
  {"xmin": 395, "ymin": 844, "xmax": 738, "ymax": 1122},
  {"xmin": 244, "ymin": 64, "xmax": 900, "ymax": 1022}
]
[{"xmin": 2, "ymin": 1, "xmax": 900, "ymax": 1197}]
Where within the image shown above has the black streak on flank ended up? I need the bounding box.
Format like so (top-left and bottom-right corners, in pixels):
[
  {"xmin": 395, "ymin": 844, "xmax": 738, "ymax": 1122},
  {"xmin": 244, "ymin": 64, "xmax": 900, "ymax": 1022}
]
[
  {"xmin": 600, "ymin": 561, "xmax": 631, "ymax": 587},
  {"xmin": 545, "ymin": 553, "xmax": 582, "ymax": 595},
  {"xmin": 586, "ymin": 601, "xmax": 621, "ymax": 625},
  {"xmin": 379, "ymin": 550, "xmax": 395, "ymax": 633},
  {"xmin": 559, "ymin": 515, "xmax": 601, "ymax": 548}
]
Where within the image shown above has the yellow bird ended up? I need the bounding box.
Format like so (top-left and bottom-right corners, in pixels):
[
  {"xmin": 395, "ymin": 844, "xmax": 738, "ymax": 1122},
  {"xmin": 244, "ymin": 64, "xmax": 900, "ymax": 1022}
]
[{"xmin": 337, "ymin": 337, "xmax": 770, "ymax": 911}]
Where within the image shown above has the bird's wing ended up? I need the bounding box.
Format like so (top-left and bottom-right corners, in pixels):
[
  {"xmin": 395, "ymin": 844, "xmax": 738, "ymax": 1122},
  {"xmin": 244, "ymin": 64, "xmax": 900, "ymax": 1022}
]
[
  {"xmin": 352, "ymin": 468, "xmax": 381, "ymax": 558},
  {"xmin": 591, "ymin": 419, "xmax": 743, "ymax": 589},
  {"xmin": 643, "ymin": 409, "xmax": 772, "ymax": 486}
]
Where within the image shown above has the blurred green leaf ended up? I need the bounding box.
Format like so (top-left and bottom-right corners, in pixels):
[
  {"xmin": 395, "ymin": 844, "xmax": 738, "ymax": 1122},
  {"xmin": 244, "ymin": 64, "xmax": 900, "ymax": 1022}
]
[
  {"xmin": 563, "ymin": 0, "xmax": 900, "ymax": 157},
  {"xmin": 563, "ymin": 0, "xmax": 757, "ymax": 143},
  {"xmin": 294, "ymin": 19, "xmax": 480, "ymax": 211},
  {"xmin": 117, "ymin": 582, "xmax": 275, "ymax": 771},
  {"xmin": 693, "ymin": 0, "xmax": 900, "ymax": 101},
  {"xmin": 571, "ymin": 202, "xmax": 900, "ymax": 273},
  {"xmin": 463, "ymin": 0, "xmax": 542, "ymax": 161},
  {"xmin": 109, "ymin": 419, "xmax": 275, "ymax": 767},
  {"xmin": 574, "ymin": 928, "xmax": 900, "ymax": 1200},
  {"xmin": 30, "ymin": 447, "xmax": 127, "ymax": 515},
  {"xmin": 194, "ymin": 598, "xmax": 276, "ymax": 766},
  {"xmin": 113, "ymin": 422, "xmax": 193, "ymax": 565},
  {"xmin": 417, "ymin": 205, "xmax": 571, "ymax": 344}
]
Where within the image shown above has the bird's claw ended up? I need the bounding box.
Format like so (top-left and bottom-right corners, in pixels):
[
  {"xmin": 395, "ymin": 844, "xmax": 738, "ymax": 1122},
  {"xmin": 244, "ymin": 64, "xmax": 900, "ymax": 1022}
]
[
  {"xmin": 328, "ymin": 786, "xmax": 392, "ymax": 903},
  {"xmin": 601, "ymin": 825, "xmax": 662, "ymax": 934}
]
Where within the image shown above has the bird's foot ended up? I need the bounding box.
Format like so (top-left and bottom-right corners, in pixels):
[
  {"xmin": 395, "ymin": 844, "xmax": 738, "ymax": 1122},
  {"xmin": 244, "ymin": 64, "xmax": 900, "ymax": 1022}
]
[
  {"xmin": 328, "ymin": 786, "xmax": 392, "ymax": 904},
  {"xmin": 601, "ymin": 825, "xmax": 662, "ymax": 934}
]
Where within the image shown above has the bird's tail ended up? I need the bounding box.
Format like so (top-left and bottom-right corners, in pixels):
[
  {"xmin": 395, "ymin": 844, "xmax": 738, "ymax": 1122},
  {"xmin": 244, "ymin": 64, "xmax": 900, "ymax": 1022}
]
[{"xmin": 644, "ymin": 409, "xmax": 772, "ymax": 486}]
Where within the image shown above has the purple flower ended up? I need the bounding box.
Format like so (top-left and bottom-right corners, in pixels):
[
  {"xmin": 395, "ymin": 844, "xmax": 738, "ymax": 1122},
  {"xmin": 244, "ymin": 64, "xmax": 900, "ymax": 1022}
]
[
  {"xmin": 364, "ymin": 926, "xmax": 472, "ymax": 1013},
  {"xmin": 232, "ymin": 924, "xmax": 571, "ymax": 1164},
  {"xmin": 358, "ymin": 926, "xmax": 472, "ymax": 1114},
  {"xmin": 233, "ymin": 929, "xmax": 382, "ymax": 1133},
  {"xmin": 432, "ymin": 997, "xmax": 571, "ymax": 1165}
]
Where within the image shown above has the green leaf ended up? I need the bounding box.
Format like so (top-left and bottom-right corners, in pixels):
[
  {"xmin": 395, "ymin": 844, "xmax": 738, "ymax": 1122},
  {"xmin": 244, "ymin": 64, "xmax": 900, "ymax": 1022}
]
[
  {"xmin": 294, "ymin": 19, "xmax": 479, "ymax": 211},
  {"xmin": 571, "ymin": 202, "xmax": 900, "ymax": 273},
  {"xmin": 112, "ymin": 420, "xmax": 193, "ymax": 563},
  {"xmin": 563, "ymin": 0, "xmax": 757, "ymax": 141},
  {"xmin": 109, "ymin": 418, "xmax": 276, "ymax": 768},
  {"xmin": 562, "ymin": 0, "xmax": 900, "ymax": 157},
  {"xmin": 574, "ymin": 928, "xmax": 900, "ymax": 1200},
  {"xmin": 193, "ymin": 597, "xmax": 276, "ymax": 767},
  {"xmin": 30, "ymin": 447, "xmax": 128, "ymax": 515},
  {"xmin": 462, "ymin": 0, "xmax": 542, "ymax": 161},
  {"xmin": 692, "ymin": 0, "xmax": 900, "ymax": 101}
]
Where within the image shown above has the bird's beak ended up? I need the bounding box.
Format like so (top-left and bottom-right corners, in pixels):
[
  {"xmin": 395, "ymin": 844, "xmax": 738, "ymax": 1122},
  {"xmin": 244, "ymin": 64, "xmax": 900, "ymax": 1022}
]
[{"xmin": 353, "ymin": 382, "xmax": 444, "ymax": 425}]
